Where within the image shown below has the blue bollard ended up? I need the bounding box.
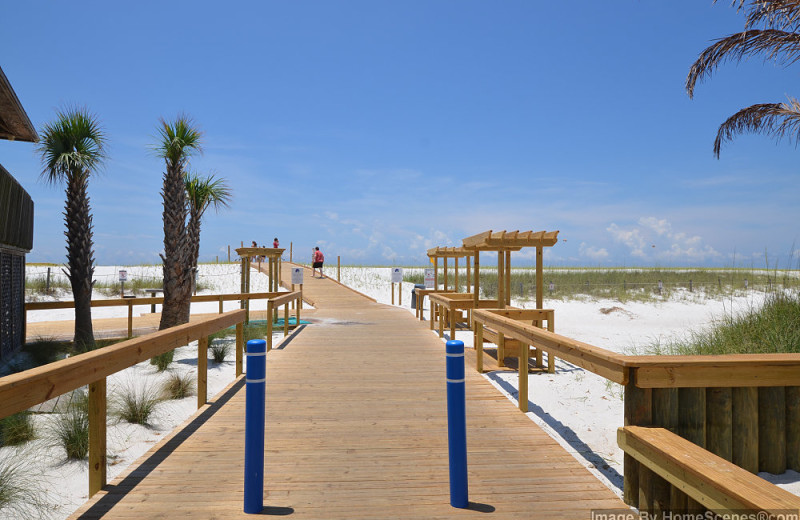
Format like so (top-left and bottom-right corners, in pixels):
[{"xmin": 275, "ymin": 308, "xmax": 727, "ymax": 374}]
[
  {"xmin": 244, "ymin": 339, "xmax": 266, "ymax": 514},
  {"xmin": 446, "ymin": 339, "xmax": 469, "ymax": 508}
]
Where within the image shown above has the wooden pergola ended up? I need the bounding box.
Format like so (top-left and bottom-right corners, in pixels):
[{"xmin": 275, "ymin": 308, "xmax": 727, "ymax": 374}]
[
  {"xmin": 426, "ymin": 246, "xmax": 475, "ymax": 293},
  {"xmin": 235, "ymin": 247, "xmax": 285, "ymax": 322},
  {"xmin": 462, "ymin": 229, "xmax": 558, "ymax": 311}
]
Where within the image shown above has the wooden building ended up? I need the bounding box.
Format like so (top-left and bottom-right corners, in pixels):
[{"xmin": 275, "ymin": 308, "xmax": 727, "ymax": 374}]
[{"xmin": 0, "ymin": 66, "xmax": 37, "ymax": 363}]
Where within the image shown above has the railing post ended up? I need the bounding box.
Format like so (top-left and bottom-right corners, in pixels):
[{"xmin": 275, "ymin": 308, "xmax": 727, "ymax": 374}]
[
  {"xmin": 244, "ymin": 339, "xmax": 266, "ymax": 514},
  {"xmin": 446, "ymin": 339, "xmax": 468, "ymax": 508},
  {"xmin": 88, "ymin": 378, "xmax": 107, "ymax": 497},
  {"xmin": 236, "ymin": 322, "xmax": 244, "ymax": 377},
  {"xmin": 267, "ymin": 301, "xmax": 273, "ymax": 352},
  {"xmin": 198, "ymin": 336, "xmax": 208, "ymax": 409},
  {"xmin": 127, "ymin": 301, "xmax": 133, "ymax": 338},
  {"xmin": 283, "ymin": 304, "xmax": 289, "ymax": 337}
]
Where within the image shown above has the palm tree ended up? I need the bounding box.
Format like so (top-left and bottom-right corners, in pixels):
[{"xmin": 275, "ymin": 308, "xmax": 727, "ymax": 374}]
[
  {"xmin": 687, "ymin": 0, "xmax": 800, "ymax": 157},
  {"xmin": 181, "ymin": 172, "xmax": 232, "ymax": 322},
  {"xmin": 37, "ymin": 108, "xmax": 106, "ymax": 349},
  {"xmin": 155, "ymin": 115, "xmax": 202, "ymax": 330}
]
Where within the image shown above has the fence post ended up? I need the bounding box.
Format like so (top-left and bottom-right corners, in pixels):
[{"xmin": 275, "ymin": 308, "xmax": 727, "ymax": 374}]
[
  {"xmin": 337, "ymin": 256, "xmax": 341, "ymax": 281},
  {"xmin": 88, "ymin": 378, "xmax": 107, "ymax": 497},
  {"xmin": 244, "ymin": 338, "xmax": 267, "ymax": 514},
  {"xmin": 446, "ymin": 339, "xmax": 468, "ymax": 508},
  {"xmin": 198, "ymin": 336, "xmax": 208, "ymax": 409}
]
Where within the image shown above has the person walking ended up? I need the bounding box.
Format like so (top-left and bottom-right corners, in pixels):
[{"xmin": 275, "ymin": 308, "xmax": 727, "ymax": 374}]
[{"xmin": 312, "ymin": 247, "xmax": 325, "ymax": 278}]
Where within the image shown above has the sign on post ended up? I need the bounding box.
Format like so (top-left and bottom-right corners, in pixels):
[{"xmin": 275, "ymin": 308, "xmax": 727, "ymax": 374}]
[
  {"xmin": 118, "ymin": 270, "xmax": 128, "ymax": 282},
  {"xmin": 291, "ymin": 267, "xmax": 304, "ymax": 285},
  {"xmin": 391, "ymin": 267, "xmax": 403, "ymax": 284},
  {"xmin": 424, "ymin": 268, "xmax": 435, "ymax": 289}
]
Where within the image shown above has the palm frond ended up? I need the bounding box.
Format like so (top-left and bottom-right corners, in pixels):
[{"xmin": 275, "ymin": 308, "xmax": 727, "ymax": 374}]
[
  {"xmin": 687, "ymin": 29, "xmax": 800, "ymax": 97},
  {"xmin": 154, "ymin": 114, "xmax": 203, "ymax": 166},
  {"xmin": 745, "ymin": 0, "xmax": 800, "ymax": 31},
  {"xmin": 36, "ymin": 108, "xmax": 106, "ymax": 185},
  {"xmin": 713, "ymin": 97, "xmax": 800, "ymax": 156},
  {"xmin": 185, "ymin": 172, "xmax": 232, "ymax": 217}
]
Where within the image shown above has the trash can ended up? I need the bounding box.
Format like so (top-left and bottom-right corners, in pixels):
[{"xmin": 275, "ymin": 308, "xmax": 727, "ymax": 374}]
[{"xmin": 411, "ymin": 284, "xmax": 426, "ymax": 309}]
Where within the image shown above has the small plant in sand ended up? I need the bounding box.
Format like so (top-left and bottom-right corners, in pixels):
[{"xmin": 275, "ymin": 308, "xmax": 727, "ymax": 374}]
[
  {"xmin": 210, "ymin": 341, "xmax": 231, "ymax": 363},
  {"xmin": 115, "ymin": 382, "xmax": 162, "ymax": 425},
  {"xmin": 51, "ymin": 392, "xmax": 90, "ymax": 460},
  {"xmin": 0, "ymin": 447, "xmax": 53, "ymax": 519},
  {"xmin": 0, "ymin": 412, "xmax": 36, "ymax": 447},
  {"xmin": 162, "ymin": 372, "xmax": 195, "ymax": 400},
  {"xmin": 150, "ymin": 350, "xmax": 175, "ymax": 371}
]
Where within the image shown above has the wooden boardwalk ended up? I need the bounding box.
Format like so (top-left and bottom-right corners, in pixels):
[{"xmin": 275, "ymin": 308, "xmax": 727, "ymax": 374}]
[{"xmin": 70, "ymin": 262, "xmax": 629, "ymax": 519}]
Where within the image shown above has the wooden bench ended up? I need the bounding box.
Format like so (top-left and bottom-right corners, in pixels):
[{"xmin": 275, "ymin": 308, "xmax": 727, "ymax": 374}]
[{"xmin": 618, "ymin": 425, "xmax": 800, "ymax": 514}]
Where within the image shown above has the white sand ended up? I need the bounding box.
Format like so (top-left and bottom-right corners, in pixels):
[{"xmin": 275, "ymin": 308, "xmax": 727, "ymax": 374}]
[{"xmin": 2, "ymin": 265, "xmax": 798, "ymax": 519}]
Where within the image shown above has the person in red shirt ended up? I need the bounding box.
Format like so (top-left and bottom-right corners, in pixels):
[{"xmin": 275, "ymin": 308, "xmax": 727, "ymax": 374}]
[
  {"xmin": 312, "ymin": 247, "xmax": 325, "ymax": 278},
  {"xmin": 273, "ymin": 237, "xmax": 279, "ymax": 248}
]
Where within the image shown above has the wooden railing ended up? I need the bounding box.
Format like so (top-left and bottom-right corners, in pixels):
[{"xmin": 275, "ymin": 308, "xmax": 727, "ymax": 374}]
[
  {"xmin": 469, "ymin": 308, "xmax": 800, "ymax": 517},
  {"xmin": 26, "ymin": 291, "xmax": 301, "ymax": 338},
  {"xmin": 0, "ymin": 309, "xmax": 247, "ymax": 498}
]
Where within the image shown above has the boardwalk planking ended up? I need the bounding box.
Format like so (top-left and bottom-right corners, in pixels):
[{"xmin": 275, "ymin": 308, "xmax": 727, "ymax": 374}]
[{"xmin": 70, "ymin": 262, "xmax": 628, "ymax": 519}]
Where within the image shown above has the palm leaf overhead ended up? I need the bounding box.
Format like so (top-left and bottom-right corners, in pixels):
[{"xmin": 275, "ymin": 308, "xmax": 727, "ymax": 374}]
[
  {"xmin": 713, "ymin": 98, "xmax": 800, "ymax": 155},
  {"xmin": 185, "ymin": 171, "xmax": 232, "ymax": 272},
  {"xmin": 36, "ymin": 107, "xmax": 106, "ymax": 349},
  {"xmin": 687, "ymin": 0, "xmax": 800, "ymax": 156}
]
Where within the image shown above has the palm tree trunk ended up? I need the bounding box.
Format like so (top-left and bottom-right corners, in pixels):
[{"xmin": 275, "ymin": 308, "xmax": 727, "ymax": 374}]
[
  {"xmin": 65, "ymin": 173, "xmax": 95, "ymax": 349},
  {"xmin": 159, "ymin": 162, "xmax": 192, "ymax": 330},
  {"xmin": 181, "ymin": 212, "xmax": 202, "ymax": 323}
]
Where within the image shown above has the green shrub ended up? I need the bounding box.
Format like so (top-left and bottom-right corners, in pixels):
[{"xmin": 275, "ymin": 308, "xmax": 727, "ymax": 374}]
[
  {"xmin": 22, "ymin": 338, "xmax": 69, "ymax": 367},
  {"xmin": 150, "ymin": 350, "xmax": 174, "ymax": 371},
  {"xmin": 210, "ymin": 342, "xmax": 231, "ymax": 363},
  {"xmin": 0, "ymin": 413, "xmax": 35, "ymax": 447},
  {"xmin": 162, "ymin": 372, "xmax": 195, "ymax": 400},
  {"xmin": 115, "ymin": 383, "xmax": 161, "ymax": 425}
]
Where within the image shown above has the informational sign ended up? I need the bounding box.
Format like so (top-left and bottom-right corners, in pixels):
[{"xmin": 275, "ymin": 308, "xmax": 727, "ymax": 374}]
[
  {"xmin": 119, "ymin": 270, "xmax": 128, "ymax": 282},
  {"xmin": 291, "ymin": 267, "xmax": 304, "ymax": 285},
  {"xmin": 391, "ymin": 267, "xmax": 403, "ymax": 284},
  {"xmin": 424, "ymin": 268, "xmax": 435, "ymax": 289}
]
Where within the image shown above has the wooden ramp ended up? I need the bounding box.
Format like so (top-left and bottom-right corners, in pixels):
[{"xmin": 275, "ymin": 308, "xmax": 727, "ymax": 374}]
[{"xmin": 70, "ymin": 262, "xmax": 629, "ymax": 519}]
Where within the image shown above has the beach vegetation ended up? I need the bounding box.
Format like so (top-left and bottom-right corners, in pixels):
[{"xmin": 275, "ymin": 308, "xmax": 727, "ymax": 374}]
[
  {"xmin": 114, "ymin": 382, "xmax": 161, "ymax": 425},
  {"xmin": 0, "ymin": 448, "xmax": 52, "ymax": 519},
  {"xmin": 162, "ymin": 372, "xmax": 195, "ymax": 400},
  {"xmin": 155, "ymin": 115, "xmax": 203, "ymax": 330},
  {"xmin": 402, "ymin": 266, "xmax": 797, "ymax": 303},
  {"xmin": 687, "ymin": 0, "xmax": 800, "ymax": 157},
  {"xmin": 210, "ymin": 341, "xmax": 231, "ymax": 363},
  {"xmin": 51, "ymin": 393, "xmax": 89, "ymax": 459},
  {"xmin": 36, "ymin": 107, "xmax": 107, "ymax": 350},
  {"xmin": 642, "ymin": 292, "xmax": 800, "ymax": 356},
  {"xmin": 0, "ymin": 413, "xmax": 36, "ymax": 446},
  {"xmin": 150, "ymin": 350, "xmax": 174, "ymax": 372}
]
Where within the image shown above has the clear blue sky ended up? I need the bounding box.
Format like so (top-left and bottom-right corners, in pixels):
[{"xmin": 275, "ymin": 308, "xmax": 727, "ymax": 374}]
[{"xmin": 1, "ymin": 1, "xmax": 797, "ymax": 268}]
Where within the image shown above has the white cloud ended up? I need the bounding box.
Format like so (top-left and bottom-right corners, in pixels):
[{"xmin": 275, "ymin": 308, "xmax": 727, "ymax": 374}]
[
  {"xmin": 607, "ymin": 217, "xmax": 721, "ymax": 262},
  {"xmin": 579, "ymin": 242, "xmax": 609, "ymax": 261}
]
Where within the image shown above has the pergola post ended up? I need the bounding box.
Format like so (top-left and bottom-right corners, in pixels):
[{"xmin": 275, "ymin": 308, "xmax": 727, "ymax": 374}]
[
  {"xmin": 536, "ymin": 246, "xmax": 543, "ymax": 309},
  {"xmin": 434, "ymin": 257, "xmax": 439, "ymax": 290},
  {"xmin": 505, "ymin": 250, "xmax": 511, "ymax": 306},
  {"xmin": 454, "ymin": 257, "xmax": 459, "ymax": 293},
  {"xmin": 444, "ymin": 257, "xmax": 448, "ymax": 292},
  {"xmin": 497, "ymin": 250, "xmax": 504, "ymax": 310},
  {"xmin": 473, "ymin": 251, "xmax": 480, "ymax": 307}
]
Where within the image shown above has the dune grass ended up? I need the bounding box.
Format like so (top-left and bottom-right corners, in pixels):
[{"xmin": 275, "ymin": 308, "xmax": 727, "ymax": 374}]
[
  {"xmin": 114, "ymin": 382, "xmax": 162, "ymax": 425},
  {"xmin": 210, "ymin": 342, "xmax": 231, "ymax": 363},
  {"xmin": 0, "ymin": 413, "xmax": 35, "ymax": 447},
  {"xmin": 0, "ymin": 447, "xmax": 52, "ymax": 519},
  {"xmin": 642, "ymin": 292, "xmax": 800, "ymax": 356},
  {"xmin": 162, "ymin": 372, "xmax": 195, "ymax": 400},
  {"xmin": 402, "ymin": 267, "xmax": 797, "ymax": 303},
  {"xmin": 50, "ymin": 391, "xmax": 89, "ymax": 460}
]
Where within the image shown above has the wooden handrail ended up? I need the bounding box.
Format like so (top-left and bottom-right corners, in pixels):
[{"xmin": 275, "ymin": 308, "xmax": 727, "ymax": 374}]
[
  {"xmin": 0, "ymin": 309, "xmax": 245, "ymax": 419},
  {"xmin": 0, "ymin": 309, "xmax": 247, "ymax": 498},
  {"xmin": 25, "ymin": 292, "xmax": 285, "ymax": 311},
  {"xmin": 472, "ymin": 309, "xmax": 629, "ymax": 384}
]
